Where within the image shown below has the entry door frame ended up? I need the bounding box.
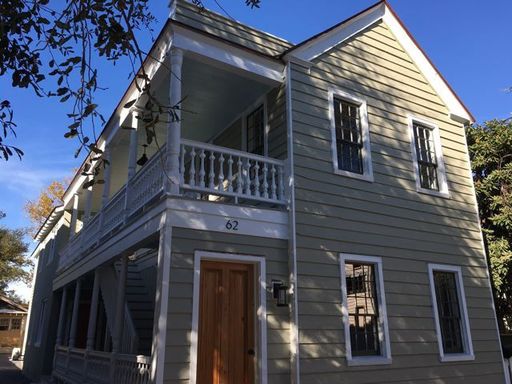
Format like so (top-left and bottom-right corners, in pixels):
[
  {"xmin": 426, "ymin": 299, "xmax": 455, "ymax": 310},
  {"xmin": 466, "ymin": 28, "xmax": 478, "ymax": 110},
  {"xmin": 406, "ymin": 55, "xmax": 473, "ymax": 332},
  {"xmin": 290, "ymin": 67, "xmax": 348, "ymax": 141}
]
[{"xmin": 189, "ymin": 250, "xmax": 268, "ymax": 384}]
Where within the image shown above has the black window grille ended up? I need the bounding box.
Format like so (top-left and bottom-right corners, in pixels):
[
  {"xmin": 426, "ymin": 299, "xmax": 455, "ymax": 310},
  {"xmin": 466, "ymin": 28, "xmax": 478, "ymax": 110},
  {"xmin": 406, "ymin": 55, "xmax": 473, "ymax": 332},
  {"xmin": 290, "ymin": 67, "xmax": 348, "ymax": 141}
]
[
  {"xmin": 413, "ymin": 122, "xmax": 439, "ymax": 190},
  {"xmin": 433, "ymin": 271, "xmax": 464, "ymax": 354},
  {"xmin": 345, "ymin": 263, "xmax": 381, "ymax": 356},
  {"xmin": 0, "ymin": 318, "xmax": 9, "ymax": 331},
  {"xmin": 247, "ymin": 105, "xmax": 265, "ymax": 156},
  {"xmin": 334, "ymin": 99, "xmax": 363, "ymax": 174},
  {"xmin": 10, "ymin": 318, "xmax": 22, "ymax": 330}
]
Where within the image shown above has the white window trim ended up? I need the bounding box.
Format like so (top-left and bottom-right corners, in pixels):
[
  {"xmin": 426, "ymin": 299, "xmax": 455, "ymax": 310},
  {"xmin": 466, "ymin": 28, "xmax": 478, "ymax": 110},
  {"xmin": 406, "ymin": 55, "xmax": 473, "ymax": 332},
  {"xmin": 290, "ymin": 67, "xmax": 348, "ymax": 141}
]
[
  {"xmin": 189, "ymin": 251, "xmax": 268, "ymax": 384},
  {"xmin": 428, "ymin": 263, "xmax": 474, "ymax": 362},
  {"xmin": 407, "ymin": 115, "xmax": 450, "ymax": 198},
  {"xmin": 339, "ymin": 253, "xmax": 391, "ymax": 366},
  {"xmin": 329, "ymin": 88, "xmax": 373, "ymax": 182}
]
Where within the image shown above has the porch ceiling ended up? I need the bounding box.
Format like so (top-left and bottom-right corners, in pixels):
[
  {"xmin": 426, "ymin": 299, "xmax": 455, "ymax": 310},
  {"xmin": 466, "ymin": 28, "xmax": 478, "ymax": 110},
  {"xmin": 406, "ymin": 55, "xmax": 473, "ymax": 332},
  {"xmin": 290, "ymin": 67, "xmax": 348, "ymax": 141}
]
[{"xmin": 160, "ymin": 56, "xmax": 273, "ymax": 142}]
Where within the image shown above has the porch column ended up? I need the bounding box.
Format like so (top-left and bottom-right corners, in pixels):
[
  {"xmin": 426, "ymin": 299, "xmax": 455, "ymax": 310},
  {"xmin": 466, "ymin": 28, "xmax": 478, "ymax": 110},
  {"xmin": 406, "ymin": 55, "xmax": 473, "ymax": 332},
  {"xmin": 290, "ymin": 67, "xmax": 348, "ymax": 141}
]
[
  {"xmin": 112, "ymin": 255, "xmax": 128, "ymax": 353},
  {"xmin": 56, "ymin": 286, "xmax": 68, "ymax": 345},
  {"xmin": 166, "ymin": 47, "xmax": 183, "ymax": 195},
  {"xmin": 68, "ymin": 278, "xmax": 82, "ymax": 348},
  {"xmin": 101, "ymin": 147, "xmax": 112, "ymax": 208},
  {"xmin": 86, "ymin": 269, "xmax": 101, "ymax": 350},
  {"xmin": 83, "ymin": 175, "xmax": 93, "ymax": 223},
  {"xmin": 69, "ymin": 193, "xmax": 79, "ymax": 238}
]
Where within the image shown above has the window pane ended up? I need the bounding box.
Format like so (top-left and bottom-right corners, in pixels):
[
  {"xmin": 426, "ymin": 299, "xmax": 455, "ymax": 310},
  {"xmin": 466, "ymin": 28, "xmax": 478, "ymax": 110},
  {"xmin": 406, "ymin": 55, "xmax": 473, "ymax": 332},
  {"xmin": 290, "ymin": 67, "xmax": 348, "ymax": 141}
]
[
  {"xmin": 433, "ymin": 271, "xmax": 464, "ymax": 354},
  {"xmin": 413, "ymin": 123, "xmax": 439, "ymax": 190},
  {"xmin": 335, "ymin": 99, "xmax": 363, "ymax": 174},
  {"xmin": 0, "ymin": 318, "xmax": 9, "ymax": 331},
  {"xmin": 345, "ymin": 262, "xmax": 380, "ymax": 356},
  {"xmin": 11, "ymin": 318, "xmax": 22, "ymax": 330},
  {"xmin": 247, "ymin": 105, "xmax": 264, "ymax": 155}
]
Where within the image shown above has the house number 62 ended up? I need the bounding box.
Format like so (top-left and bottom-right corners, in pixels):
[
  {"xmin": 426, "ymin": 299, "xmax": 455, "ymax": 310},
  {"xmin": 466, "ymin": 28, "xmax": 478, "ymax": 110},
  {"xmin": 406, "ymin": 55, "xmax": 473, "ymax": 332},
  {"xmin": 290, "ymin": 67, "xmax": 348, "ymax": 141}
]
[{"xmin": 225, "ymin": 219, "xmax": 239, "ymax": 231}]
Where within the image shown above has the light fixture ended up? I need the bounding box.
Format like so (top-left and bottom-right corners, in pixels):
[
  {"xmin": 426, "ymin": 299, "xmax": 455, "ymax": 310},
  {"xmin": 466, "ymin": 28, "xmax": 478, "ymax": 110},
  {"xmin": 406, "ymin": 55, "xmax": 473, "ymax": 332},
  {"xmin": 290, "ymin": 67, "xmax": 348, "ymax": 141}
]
[
  {"xmin": 272, "ymin": 280, "xmax": 289, "ymax": 307},
  {"xmin": 136, "ymin": 144, "xmax": 148, "ymax": 166}
]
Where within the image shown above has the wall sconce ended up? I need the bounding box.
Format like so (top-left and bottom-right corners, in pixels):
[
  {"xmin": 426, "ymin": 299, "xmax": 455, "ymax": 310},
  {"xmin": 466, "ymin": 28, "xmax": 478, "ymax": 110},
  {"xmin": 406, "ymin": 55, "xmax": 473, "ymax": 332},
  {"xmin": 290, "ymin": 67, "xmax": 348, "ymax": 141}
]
[
  {"xmin": 137, "ymin": 144, "xmax": 149, "ymax": 166},
  {"xmin": 271, "ymin": 280, "xmax": 289, "ymax": 307}
]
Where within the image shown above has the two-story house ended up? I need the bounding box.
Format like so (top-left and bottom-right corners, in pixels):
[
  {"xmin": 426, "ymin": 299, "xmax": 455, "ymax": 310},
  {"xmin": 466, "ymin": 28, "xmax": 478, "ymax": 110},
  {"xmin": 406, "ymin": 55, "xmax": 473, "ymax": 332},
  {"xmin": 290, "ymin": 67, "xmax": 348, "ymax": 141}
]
[{"xmin": 23, "ymin": 1, "xmax": 508, "ymax": 383}]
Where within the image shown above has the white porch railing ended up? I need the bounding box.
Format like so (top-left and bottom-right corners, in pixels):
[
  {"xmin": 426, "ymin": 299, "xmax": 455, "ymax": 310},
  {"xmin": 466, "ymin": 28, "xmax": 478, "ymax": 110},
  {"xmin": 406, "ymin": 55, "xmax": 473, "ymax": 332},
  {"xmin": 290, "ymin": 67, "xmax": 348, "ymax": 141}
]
[
  {"xmin": 180, "ymin": 139, "xmax": 286, "ymax": 205},
  {"xmin": 58, "ymin": 140, "xmax": 287, "ymax": 272},
  {"xmin": 53, "ymin": 346, "xmax": 151, "ymax": 384}
]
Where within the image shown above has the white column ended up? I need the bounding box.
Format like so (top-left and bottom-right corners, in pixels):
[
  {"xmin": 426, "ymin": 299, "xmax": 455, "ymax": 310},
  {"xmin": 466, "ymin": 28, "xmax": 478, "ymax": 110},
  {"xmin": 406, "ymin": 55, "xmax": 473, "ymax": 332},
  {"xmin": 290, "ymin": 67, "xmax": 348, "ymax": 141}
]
[
  {"xmin": 101, "ymin": 147, "xmax": 112, "ymax": 208},
  {"xmin": 56, "ymin": 287, "xmax": 68, "ymax": 345},
  {"xmin": 83, "ymin": 176, "xmax": 93, "ymax": 223},
  {"xmin": 112, "ymin": 255, "xmax": 128, "ymax": 353},
  {"xmin": 68, "ymin": 279, "xmax": 82, "ymax": 348},
  {"xmin": 69, "ymin": 193, "xmax": 79, "ymax": 238},
  {"xmin": 86, "ymin": 269, "xmax": 101, "ymax": 350},
  {"xmin": 166, "ymin": 48, "xmax": 183, "ymax": 195}
]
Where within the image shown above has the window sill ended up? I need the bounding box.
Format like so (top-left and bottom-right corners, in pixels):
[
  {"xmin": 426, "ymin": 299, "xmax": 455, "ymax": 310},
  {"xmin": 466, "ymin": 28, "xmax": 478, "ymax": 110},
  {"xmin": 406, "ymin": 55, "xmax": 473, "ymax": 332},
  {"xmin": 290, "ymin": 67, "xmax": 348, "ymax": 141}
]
[
  {"xmin": 347, "ymin": 356, "xmax": 392, "ymax": 366},
  {"xmin": 417, "ymin": 187, "xmax": 450, "ymax": 199},
  {"xmin": 440, "ymin": 353, "xmax": 475, "ymax": 363},
  {"xmin": 334, "ymin": 168, "xmax": 374, "ymax": 183}
]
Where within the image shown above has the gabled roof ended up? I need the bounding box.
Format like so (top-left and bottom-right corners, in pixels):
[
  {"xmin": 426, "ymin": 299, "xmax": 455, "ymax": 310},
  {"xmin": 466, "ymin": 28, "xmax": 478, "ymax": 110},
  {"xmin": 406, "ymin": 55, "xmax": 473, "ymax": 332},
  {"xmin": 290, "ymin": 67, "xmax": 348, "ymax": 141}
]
[
  {"xmin": 282, "ymin": 0, "xmax": 474, "ymax": 123},
  {"xmin": 0, "ymin": 294, "xmax": 28, "ymax": 313}
]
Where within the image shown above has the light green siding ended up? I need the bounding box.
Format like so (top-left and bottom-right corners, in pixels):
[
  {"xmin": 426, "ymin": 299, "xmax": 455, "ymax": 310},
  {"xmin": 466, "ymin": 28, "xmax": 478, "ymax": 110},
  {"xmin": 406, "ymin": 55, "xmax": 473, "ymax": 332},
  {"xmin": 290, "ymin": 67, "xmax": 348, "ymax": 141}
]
[
  {"xmin": 290, "ymin": 21, "xmax": 504, "ymax": 383},
  {"xmin": 164, "ymin": 228, "xmax": 290, "ymax": 384}
]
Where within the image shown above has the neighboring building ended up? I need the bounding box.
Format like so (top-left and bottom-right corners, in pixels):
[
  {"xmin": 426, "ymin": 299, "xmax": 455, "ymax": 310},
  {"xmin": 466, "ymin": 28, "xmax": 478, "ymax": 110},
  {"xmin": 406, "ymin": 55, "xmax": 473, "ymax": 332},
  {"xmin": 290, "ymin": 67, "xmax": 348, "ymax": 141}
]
[
  {"xmin": 23, "ymin": 1, "xmax": 508, "ymax": 383},
  {"xmin": 0, "ymin": 294, "xmax": 27, "ymax": 353}
]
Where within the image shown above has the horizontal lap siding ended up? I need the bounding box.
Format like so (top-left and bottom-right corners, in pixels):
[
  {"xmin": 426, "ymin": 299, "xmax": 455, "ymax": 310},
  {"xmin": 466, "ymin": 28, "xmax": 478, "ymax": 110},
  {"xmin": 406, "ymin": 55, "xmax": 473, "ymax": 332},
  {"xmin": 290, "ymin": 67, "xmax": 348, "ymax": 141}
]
[
  {"xmin": 291, "ymin": 22, "xmax": 504, "ymax": 383},
  {"xmin": 174, "ymin": 0, "xmax": 291, "ymax": 56},
  {"xmin": 164, "ymin": 228, "xmax": 290, "ymax": 384}
]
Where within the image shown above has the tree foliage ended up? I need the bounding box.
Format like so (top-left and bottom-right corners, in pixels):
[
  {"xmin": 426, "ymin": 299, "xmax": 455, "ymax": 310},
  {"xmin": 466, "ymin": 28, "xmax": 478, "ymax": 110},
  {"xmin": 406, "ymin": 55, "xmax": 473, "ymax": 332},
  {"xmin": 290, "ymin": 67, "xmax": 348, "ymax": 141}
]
[
  {"xmin": 24, "ymin": 180, "xmax": 67, "ymax": 235},
  {"xmin": 0, "ymin": 0, "xmax": 261, "ymax": 164},
  {"xmin": 467, "ymin": 119, "xmax": 512, "ymax": 329},
  {"xmin": 0, "ymin": 213, "xmax": 31, "ymax": 294}
]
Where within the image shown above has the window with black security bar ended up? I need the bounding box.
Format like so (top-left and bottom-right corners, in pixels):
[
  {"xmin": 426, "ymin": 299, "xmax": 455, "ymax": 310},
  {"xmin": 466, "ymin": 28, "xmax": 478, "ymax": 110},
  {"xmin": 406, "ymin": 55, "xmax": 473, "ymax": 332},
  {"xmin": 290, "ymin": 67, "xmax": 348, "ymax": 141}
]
[
  {"xmin": 247, "ymin": 105, "xmax": 265, "ymax": 156},
  {"xmin": 334, "ymin": 99, "xmax": 363, "ymax": 174},
  {"xmin": 413, "ymin": 122, "xmax": 439, "ymax": 190},
  {"xmin": 345, "ymin": 262, "xmax": 381, "ymax": 356},
  {"xmin": 433, "ymin": 271, "xmax": 464, "ymax": 354}
]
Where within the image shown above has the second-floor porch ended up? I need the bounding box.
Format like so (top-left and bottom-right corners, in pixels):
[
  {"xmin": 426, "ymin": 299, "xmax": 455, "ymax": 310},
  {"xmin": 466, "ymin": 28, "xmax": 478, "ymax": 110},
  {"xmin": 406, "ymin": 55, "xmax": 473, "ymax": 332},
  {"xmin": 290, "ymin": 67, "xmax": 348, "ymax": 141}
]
[{"xmin": 57, "ymin": 46, "xmax": 290, "ymax": 273}]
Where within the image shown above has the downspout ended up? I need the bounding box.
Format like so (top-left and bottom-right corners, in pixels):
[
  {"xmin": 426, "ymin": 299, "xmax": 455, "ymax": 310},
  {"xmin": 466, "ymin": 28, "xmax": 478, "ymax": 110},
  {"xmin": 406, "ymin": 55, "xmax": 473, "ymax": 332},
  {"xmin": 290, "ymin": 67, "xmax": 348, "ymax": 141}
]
[{"xmin": 285, "ymin": 62, "xmax": 301, "ymax": 384}]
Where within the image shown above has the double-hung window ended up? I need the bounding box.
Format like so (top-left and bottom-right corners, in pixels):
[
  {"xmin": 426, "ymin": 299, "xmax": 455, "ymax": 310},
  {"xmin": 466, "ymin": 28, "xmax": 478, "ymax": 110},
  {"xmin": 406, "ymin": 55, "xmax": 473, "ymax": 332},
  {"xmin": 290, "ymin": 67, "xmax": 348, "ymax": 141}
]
[
  {"xmin": 330, "ymin": 90, "xmax": 373, "ymax": 181},
  {"xmin": 340, "ymin": 254, "xmax": 391, "ymax": 365},
  {"xmin": 428, "ymin": 264, "xmax": 474, "ymax": 362},
  {"xmin": 246, "ymin": 104, "xmax": 265, "ymax": 156},
  {"xmin": 409, "ymin": 116, "xmax": 449, "ymax": 196}
]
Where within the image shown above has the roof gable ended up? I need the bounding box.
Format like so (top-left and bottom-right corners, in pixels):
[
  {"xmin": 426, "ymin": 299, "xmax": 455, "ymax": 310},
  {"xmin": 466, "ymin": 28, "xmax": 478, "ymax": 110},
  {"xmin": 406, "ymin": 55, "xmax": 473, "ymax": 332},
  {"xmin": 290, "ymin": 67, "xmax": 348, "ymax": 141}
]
[{"xmin": 284, "ymin": 1, "xmax": 474, "ymax": 123}]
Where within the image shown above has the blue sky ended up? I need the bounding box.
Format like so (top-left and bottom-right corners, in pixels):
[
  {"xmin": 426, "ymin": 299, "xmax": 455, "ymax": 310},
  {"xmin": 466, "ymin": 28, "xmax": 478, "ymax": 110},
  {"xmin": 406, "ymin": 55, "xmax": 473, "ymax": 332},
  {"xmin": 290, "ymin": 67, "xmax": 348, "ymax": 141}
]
[{"xmin": 1, "ymin": 0, "xmax": 511, "ymax": 296}]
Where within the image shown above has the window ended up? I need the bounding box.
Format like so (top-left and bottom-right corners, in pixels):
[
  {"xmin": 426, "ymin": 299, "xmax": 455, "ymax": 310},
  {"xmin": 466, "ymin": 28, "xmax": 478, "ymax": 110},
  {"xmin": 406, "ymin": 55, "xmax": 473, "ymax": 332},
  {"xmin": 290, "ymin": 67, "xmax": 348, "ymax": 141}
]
[
  {"xmin": 246, "ymin": 105, "xmax": 265, "ymax": 156},
  {"xmin": 428, "ymin": 264, "xmax": 474, "ymax": 362},
  {"xmin": 340, "ymin": 254, "xmax": 391, "ymax": 365},
  {"xmin": 408, "ymin": 116, "xmax": 449, "ymax": 196},
  {"xmin": 329, "ymin": 89, "xmax": 373, "ymax": 182},
  {"xmin": 10, "ymin": 318, "xmax": 22, "ymax": 330},
  {"xmin": 0, "ymin": 318, "xmax": 9, "ymax": 331}
]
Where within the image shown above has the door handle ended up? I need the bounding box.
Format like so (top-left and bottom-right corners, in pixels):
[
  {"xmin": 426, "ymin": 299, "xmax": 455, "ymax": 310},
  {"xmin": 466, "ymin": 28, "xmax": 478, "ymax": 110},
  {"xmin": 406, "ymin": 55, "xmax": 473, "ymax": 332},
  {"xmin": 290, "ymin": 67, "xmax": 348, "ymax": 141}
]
[{"xmin": 247, "ymin": 349, "xmax": 255, "ymax": 356}]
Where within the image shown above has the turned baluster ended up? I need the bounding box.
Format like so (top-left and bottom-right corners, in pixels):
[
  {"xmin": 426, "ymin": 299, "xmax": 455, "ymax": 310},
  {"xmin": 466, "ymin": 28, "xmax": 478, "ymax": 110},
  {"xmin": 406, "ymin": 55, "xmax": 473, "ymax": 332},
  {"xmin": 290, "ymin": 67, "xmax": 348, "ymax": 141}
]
[
  {"xmin": 254, "ymin": 161, "xmax": 260, "ymax": 197},
  {"xmin": 218, "ymin": 154, "xmax": 225, "ymax": 192},
  {"xmin": 278, "ymin": 165, "xmax": 284, "ymax": 200},
  {"xmin": 227, "ymin": 155, "xmax": 234, "ymax": 192},
  {"xmin": 237, "ymin": 157, "xmax": 243, "ymax": 194},
  {"xmin": 262, "ymin": 163, "xmax": 269, "ymax": 199},
  {"xmin": 180, "ymin": 145, "xmax": 186, "ymax": 184},
  {"xmin": 208, "ymin": 151, "xmax": 215, "ymax": 189},
  {"xmin": 199, "ymin": 149, "xmax": 206, "ymax": 188},
  {"xmin": 189, "ymin": 147, "xmax": 196, "ymax": 187}
]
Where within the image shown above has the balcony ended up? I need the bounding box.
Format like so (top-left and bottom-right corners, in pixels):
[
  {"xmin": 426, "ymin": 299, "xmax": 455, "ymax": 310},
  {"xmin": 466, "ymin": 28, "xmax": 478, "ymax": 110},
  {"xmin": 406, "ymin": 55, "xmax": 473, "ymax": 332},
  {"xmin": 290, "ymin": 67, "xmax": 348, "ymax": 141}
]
[{"xmin": 58, "ymin": 138, "xmax": 287, "ymax": 272}]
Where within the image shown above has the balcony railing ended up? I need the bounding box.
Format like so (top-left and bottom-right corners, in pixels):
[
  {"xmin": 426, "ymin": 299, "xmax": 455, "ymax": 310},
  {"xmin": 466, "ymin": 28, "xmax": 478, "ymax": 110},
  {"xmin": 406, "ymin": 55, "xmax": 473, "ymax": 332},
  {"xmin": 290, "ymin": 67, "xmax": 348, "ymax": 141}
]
[
  {"xmin": 58, "ymin": 140, "xmax": 287, "ymax": 272},
  {"xmin": 53, "ymin": 346, "xmax": 151, "ymax": 384}
]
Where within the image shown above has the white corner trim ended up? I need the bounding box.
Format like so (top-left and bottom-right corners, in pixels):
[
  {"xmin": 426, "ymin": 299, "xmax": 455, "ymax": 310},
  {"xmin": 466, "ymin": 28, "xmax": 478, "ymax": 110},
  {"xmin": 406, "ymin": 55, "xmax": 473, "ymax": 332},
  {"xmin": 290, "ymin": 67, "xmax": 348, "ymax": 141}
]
[
  {"xmin": 328, "ymin": 88, "xmax": 374, "ymax": 182},
  {"xmin": 339, "ymin": 253, "xmax": 392, "ymax": 365},
  {"xmin": 427, "ymin": 263, "xmax": 475, "ymax": 362},
  {"xmin": 172, "ymin": 24, "xmax": 284, "ymax": 84},
  {"xmin": 189, "ymin": 251, "xmax": 268, "ymax": 384},
  {"xmin": 407, "ymin": 115, "xmax": 450, "ymax": 198}
]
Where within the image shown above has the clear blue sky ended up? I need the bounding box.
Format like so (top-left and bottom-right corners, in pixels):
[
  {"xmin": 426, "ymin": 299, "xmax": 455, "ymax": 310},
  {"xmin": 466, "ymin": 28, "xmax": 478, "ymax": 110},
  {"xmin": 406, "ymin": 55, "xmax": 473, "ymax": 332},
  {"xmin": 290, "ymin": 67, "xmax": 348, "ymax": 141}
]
[{"xmin": 1, "ymin": 0, "xmax": 511, "ymax": 234}]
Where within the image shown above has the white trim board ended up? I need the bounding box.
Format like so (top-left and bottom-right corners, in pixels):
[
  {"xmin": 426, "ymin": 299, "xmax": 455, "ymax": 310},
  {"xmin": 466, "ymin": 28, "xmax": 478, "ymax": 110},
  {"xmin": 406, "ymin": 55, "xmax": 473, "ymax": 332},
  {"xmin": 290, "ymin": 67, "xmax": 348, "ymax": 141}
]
[
  {"xmin": 285, "ymin": 2, "xmax": 473, "ymax": 123},
  {"xmin": 339, "ymin": 253, "xmax": 392, "ymax": 366},
  {"xmin": 427, "ymin": 263, "xmax": 475, "ymax": 363},
  {"xmin": 172, "ymin": 24, "xmax": 284, "ymax": 85},
  {"xmin": 189, "ymin": 251, "xmax": 268, "ymax": 384}
]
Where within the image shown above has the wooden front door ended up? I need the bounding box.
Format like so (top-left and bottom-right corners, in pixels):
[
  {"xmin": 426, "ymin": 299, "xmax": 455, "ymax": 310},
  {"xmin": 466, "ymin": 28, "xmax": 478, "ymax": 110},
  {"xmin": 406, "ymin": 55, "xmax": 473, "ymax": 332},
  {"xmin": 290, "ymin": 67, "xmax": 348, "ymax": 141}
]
[{"xmin": 197, "ymin": 260, "xmax": 255, "ymax": 384}]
